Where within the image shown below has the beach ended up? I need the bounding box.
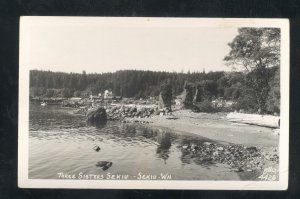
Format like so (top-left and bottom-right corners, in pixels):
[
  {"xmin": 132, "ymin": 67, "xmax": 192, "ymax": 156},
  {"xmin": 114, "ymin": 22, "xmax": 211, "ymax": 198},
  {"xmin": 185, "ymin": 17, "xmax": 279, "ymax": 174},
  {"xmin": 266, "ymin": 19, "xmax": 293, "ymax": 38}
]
[{"xmin": 124, "ymin": 109, "xmax": 279, "ymax": 147}]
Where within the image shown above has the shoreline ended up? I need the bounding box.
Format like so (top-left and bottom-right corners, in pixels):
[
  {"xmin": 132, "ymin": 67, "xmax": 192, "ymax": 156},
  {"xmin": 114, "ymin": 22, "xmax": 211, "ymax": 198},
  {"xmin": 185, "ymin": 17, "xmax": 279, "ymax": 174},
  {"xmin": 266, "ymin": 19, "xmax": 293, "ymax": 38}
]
[
  {"xmin": 121, "ymin": 114, "xmax": 279, "ymax": 181},
  {"xmin": 37, "ymin": 104, "xmax": 280, "ymax": 181},
  {"xmin": 78, "ymin": 105, "xmax": 280, "ymax": 180},
  {"xmin": 123, "ymin": 109, "xmax": 279, "ymax": 147},
  {"xmin": 122, "ymin": 109, "xmax": 280, "ymax": 180},
  {"xmin": 126, "ymin": 110, "xmax": 279, "ymax": 180}
]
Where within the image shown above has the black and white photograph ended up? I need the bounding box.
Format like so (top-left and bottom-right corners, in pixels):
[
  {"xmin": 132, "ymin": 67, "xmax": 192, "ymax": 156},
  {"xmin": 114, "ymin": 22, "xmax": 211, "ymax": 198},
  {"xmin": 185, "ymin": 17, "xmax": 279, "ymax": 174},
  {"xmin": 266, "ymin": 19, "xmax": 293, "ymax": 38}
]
[{"xmin": 18, "ymin": 17, "xmax": 289, "ymax": 189}]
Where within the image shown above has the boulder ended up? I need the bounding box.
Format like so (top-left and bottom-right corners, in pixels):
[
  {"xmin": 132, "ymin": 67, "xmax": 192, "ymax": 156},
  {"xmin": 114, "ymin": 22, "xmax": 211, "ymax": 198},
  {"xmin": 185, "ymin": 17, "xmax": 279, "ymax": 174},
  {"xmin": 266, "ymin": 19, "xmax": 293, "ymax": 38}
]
[
  {"xmin": 96, "ymin": 161, "xmax": 113, "ymax": 171},
  {"xmin": 96, "ymin": 161, "xmax": 109, "ymax": 167},
  {"xmin": 129, "ymin": 107, "xmax": 137, "ymax": 114},
  {"xmin": 86, "ymin": 107, "xmax": 107, "ymax": 126},
  {"xmin": 110, "ymin": 106, "xmax": 118, "ymax": 113}
]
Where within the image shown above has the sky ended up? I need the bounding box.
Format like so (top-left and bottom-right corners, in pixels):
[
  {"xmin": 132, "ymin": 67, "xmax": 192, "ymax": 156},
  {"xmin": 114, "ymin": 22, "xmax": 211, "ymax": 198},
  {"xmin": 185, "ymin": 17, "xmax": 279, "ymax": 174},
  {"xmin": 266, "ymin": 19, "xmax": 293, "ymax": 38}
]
[{"xmin": 20, "ymin": 17, "xmax": 238, "ymax": 74}]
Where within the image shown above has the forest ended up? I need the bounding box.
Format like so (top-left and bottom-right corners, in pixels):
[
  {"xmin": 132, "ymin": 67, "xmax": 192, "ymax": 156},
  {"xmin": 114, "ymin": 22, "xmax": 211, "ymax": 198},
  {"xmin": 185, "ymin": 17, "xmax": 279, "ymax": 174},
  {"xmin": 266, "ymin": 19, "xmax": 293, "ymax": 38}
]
[
  {"xmin": 30, "ymin": 27, "xmax": 281, "ymax": 114},
  {"xmin": 30, "ymin": 67, "xmax": 279, "ymax": 114}
]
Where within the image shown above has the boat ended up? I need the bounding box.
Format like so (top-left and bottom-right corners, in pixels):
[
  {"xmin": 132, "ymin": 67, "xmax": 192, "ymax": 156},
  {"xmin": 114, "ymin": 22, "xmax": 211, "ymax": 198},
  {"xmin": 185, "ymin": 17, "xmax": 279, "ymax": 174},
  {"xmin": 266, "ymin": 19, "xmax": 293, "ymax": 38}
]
[{"xmin": 41, "ymin": 102, "xmax": 47, "ymax": 106}]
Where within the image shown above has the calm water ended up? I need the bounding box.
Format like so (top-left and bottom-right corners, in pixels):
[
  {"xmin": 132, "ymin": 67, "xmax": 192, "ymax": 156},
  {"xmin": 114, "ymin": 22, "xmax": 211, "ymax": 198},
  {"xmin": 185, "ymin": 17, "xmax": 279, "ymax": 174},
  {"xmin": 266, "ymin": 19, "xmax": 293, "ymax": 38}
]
[{"xmin": 29, "ymin": 104, "xmax": 240, "ymax": 180}]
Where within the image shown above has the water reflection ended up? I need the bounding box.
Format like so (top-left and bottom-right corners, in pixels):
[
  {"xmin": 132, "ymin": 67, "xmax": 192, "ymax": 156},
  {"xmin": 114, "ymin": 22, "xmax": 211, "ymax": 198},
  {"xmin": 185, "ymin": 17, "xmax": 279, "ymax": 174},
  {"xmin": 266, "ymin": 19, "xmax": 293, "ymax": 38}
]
[
  {"xmin": 156, "ymin": 131, "xmax": 172, "ymax": 163},
  {"xmin": 29, "ymin": 104, "xmax": 227, "ymax": 180}
]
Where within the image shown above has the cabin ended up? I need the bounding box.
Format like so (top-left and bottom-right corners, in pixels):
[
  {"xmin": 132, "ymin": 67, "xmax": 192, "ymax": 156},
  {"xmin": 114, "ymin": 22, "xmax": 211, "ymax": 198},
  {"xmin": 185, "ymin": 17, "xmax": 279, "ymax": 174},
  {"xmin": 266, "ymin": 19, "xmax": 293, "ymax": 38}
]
[
  {"xmin": 104, "ymin": 89, "xmax": 113, "ymax": 99},
  {"xmin": 175, "ymin": 99, "xmax": 182, "ymax": 106}
]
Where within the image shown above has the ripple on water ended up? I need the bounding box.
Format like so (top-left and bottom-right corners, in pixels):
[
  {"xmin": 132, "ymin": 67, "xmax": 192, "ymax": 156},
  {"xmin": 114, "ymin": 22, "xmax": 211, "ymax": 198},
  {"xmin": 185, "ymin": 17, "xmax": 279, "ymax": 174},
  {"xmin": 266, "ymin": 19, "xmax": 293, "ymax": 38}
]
[{"xmin": 29, "ymin": 104, "xmax": 243, "ymax": 180}]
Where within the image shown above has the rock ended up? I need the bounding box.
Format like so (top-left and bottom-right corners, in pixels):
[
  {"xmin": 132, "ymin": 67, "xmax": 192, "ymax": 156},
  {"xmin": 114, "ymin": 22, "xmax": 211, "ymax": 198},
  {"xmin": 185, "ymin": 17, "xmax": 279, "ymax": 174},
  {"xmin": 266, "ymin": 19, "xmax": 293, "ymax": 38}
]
[
  {"xmin": 110, "ymin": 106, "xmax": 118, "ymax": 113},
  {"xmin": 129, "ymin": 107, "xmax": 137, "ymax": 113},
  {"xmin": 96, "ymin": 161, "xmax": 110, "ymax": 167},
  {"xmin": 86, "ymin": 107, "xmax": 107, "ymax": 126},
  {"xmin": 217, "ymin": 147, "xmax": 224, "ymax": 151},
  {"xmin": 102, "ymin": 162, "xmax": 113, "ymax": 171},
  {"xmin": 237, "ymin": 167, "xmax": 244, "ymax": 172},
  {"xmin": 106, "ymin": 162, "xmax": 113, "ymax": 167},
  {"xmin": 246, "ymin": 146, "xmax": 258, "ymax": 153},
  {"xmin": 93, "ymin": 145, "xmax": 101, "ymax": 152},
  {"xmin": 193, "ymin": 145, "xmax": 199, "ymax": 150},
  {"xmin": 204, "ymin": 142, "xmax": 212, "ymax": 146},
  {"xmin": 96, "ymin": 161, "xmax": 113, "ymax": 171}
]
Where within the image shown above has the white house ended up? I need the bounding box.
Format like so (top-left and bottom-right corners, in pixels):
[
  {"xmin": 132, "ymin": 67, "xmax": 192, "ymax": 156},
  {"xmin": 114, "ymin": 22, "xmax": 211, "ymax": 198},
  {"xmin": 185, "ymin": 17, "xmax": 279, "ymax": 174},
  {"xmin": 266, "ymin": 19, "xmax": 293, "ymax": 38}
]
[
  {"xmin": 104, "ymin": 90, "xmax": 113, "ymax": 99},
  {"xmin": 175, "ymin": 99, "xmax": 182, "ymax": 106}
]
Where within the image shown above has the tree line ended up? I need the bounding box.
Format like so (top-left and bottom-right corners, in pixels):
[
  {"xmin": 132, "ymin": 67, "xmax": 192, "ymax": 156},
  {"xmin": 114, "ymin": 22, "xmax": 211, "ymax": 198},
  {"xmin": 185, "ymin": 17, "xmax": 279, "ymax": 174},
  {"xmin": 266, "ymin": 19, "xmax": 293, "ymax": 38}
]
[
  {"xmin": 30, "ymin": 67, "xmax": 279, "ymax": 114},
  {"xmin": 30, "ymin": 27, "xmax": 281, "ymax": 114},
  {"xmin": 30, "ymin": 69, "xmax": 227, "ymax": 99}
]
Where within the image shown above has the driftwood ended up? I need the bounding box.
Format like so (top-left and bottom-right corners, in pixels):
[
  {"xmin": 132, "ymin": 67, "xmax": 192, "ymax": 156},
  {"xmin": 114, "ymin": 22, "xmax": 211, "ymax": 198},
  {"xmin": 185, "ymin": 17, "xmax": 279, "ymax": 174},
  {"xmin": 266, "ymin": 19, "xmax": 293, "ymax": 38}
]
[{"xmin": 226, "ymin": 113, "xmax": 280, "ymax": 128}]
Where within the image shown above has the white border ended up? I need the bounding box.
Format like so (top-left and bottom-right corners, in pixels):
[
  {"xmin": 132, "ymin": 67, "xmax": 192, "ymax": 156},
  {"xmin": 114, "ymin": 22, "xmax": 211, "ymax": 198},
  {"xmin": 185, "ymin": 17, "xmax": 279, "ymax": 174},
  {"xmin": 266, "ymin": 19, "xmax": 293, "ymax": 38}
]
[{"xmin": 18, "ymin": 17, "xmax": 289, "ymax": 190}]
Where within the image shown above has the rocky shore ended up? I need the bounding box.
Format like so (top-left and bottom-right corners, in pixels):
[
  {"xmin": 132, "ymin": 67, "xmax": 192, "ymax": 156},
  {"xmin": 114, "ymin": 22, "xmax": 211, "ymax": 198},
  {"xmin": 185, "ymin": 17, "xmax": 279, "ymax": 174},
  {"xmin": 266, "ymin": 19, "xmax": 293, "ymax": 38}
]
[
  {"xmin": 81, "ymin": 104, "xmax": 279, "ymax": 179},
  {"xmin": 178, "ymin": 141, "xmax": 279, "ymax": 178},
  {"xmin": 105, "ymin": 105, "xmax": 173, "ymax": 121}
]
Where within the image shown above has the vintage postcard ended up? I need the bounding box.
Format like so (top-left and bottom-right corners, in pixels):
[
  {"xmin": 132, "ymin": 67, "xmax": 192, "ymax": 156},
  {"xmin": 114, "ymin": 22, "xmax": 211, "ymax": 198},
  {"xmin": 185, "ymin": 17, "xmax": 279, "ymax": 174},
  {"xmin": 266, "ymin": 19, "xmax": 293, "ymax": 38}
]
[{"xmin": 18, "ymin": 17, "xmax": 289, "ymax": 189}]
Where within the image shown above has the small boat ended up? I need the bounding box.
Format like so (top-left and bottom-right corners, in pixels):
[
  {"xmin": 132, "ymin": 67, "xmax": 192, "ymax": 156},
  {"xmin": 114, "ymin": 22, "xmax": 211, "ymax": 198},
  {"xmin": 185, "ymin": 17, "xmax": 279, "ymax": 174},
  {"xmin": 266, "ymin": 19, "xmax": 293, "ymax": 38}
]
[{"xmin": 41, "ymin": 102, "xmax": 47, "ymax": 106}]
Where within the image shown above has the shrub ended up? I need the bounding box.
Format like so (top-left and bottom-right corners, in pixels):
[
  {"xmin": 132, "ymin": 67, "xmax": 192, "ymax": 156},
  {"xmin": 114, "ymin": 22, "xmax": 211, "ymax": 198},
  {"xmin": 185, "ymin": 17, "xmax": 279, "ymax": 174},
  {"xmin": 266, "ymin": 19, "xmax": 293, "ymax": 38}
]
[
  {"xmin": 232, "ymin": 95, "xmax": 258, "ymax": 113},
  {"xmin": 193, "ymin": 100, "xmax": 216, "ymax": 113}
]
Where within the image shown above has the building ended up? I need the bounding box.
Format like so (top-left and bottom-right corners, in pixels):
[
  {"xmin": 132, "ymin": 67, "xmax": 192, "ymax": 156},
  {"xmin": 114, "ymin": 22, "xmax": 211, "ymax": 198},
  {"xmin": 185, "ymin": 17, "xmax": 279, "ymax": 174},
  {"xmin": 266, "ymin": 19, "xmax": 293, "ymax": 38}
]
[{"xmin": 104, "ymin": 89, "xmax": 113, "ymax": 99}]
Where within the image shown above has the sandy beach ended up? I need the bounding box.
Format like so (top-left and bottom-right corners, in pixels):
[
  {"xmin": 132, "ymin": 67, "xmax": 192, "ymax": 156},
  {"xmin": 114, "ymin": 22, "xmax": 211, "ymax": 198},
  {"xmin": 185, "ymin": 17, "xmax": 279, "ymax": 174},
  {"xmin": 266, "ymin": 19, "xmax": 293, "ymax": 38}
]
[{"xmin": 124, "ymin": 109, "xmax": 279, "ymax": 147}]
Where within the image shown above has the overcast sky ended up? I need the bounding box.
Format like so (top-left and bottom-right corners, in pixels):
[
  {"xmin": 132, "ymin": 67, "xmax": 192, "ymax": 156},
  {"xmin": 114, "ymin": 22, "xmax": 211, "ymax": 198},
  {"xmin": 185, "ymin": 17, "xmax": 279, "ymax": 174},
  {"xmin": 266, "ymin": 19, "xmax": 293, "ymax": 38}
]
[{"xmin": 20, "ymin": 17, "xmax": 238, "ymax": 74}]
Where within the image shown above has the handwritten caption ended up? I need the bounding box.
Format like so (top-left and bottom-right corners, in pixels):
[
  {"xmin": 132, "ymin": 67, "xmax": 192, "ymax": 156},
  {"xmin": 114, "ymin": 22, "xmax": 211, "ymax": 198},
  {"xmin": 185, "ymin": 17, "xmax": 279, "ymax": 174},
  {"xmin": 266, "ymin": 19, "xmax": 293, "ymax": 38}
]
[
  {"xmin": 258, "ymin": 167, "xmax": 278, "ymax": 181},
  {"xmin": 57, "ymin": 172, "xmax": 172, "ymax": 180}
]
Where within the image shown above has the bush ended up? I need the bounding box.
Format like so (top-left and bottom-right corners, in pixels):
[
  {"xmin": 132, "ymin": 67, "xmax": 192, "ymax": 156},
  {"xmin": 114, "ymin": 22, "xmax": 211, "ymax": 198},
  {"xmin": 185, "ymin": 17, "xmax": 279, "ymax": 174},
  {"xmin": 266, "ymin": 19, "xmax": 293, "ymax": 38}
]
[
  {"xmin": 216, "ymin": 105, "xmax": 234, "ymax": 113},
  {"xmin": 193, "ymin": 100, "xmax": 216, "ymax": 113},
  {"xmin": 232, "ymin": 96, "xmax": 258, "ymax": 113}
]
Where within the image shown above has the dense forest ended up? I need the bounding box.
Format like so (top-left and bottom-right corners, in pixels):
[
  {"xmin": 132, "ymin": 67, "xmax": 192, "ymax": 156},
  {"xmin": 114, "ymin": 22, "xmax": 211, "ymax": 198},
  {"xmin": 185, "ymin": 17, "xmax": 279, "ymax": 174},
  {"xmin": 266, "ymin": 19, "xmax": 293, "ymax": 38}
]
[
  {"xmin": 30, "ymin": 27, "xmax": 281, "ymax": 114},
  {"xmin": 30, "ymin": 69, "xmax": 227, "ymax": 98},
  {"xmin": 30, "ymin": 67, "xmax": 279, "ymax": 114}
]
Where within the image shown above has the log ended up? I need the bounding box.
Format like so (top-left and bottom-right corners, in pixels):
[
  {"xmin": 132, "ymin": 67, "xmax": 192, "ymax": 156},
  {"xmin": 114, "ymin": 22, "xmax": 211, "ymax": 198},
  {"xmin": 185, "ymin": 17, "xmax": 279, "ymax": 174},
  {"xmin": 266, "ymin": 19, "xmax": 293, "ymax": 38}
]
[{"xmin": 226, "ymin": 113, "xmax": 280, "ymax": 128}]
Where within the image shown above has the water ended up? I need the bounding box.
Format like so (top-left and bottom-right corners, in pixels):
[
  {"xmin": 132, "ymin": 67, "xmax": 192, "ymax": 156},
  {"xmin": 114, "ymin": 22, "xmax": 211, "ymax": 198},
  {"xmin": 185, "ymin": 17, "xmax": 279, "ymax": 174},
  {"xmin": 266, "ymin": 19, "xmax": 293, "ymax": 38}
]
[{"xmin": 29, "ymin": 104, "xmax": 240, "ymax": 180}]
